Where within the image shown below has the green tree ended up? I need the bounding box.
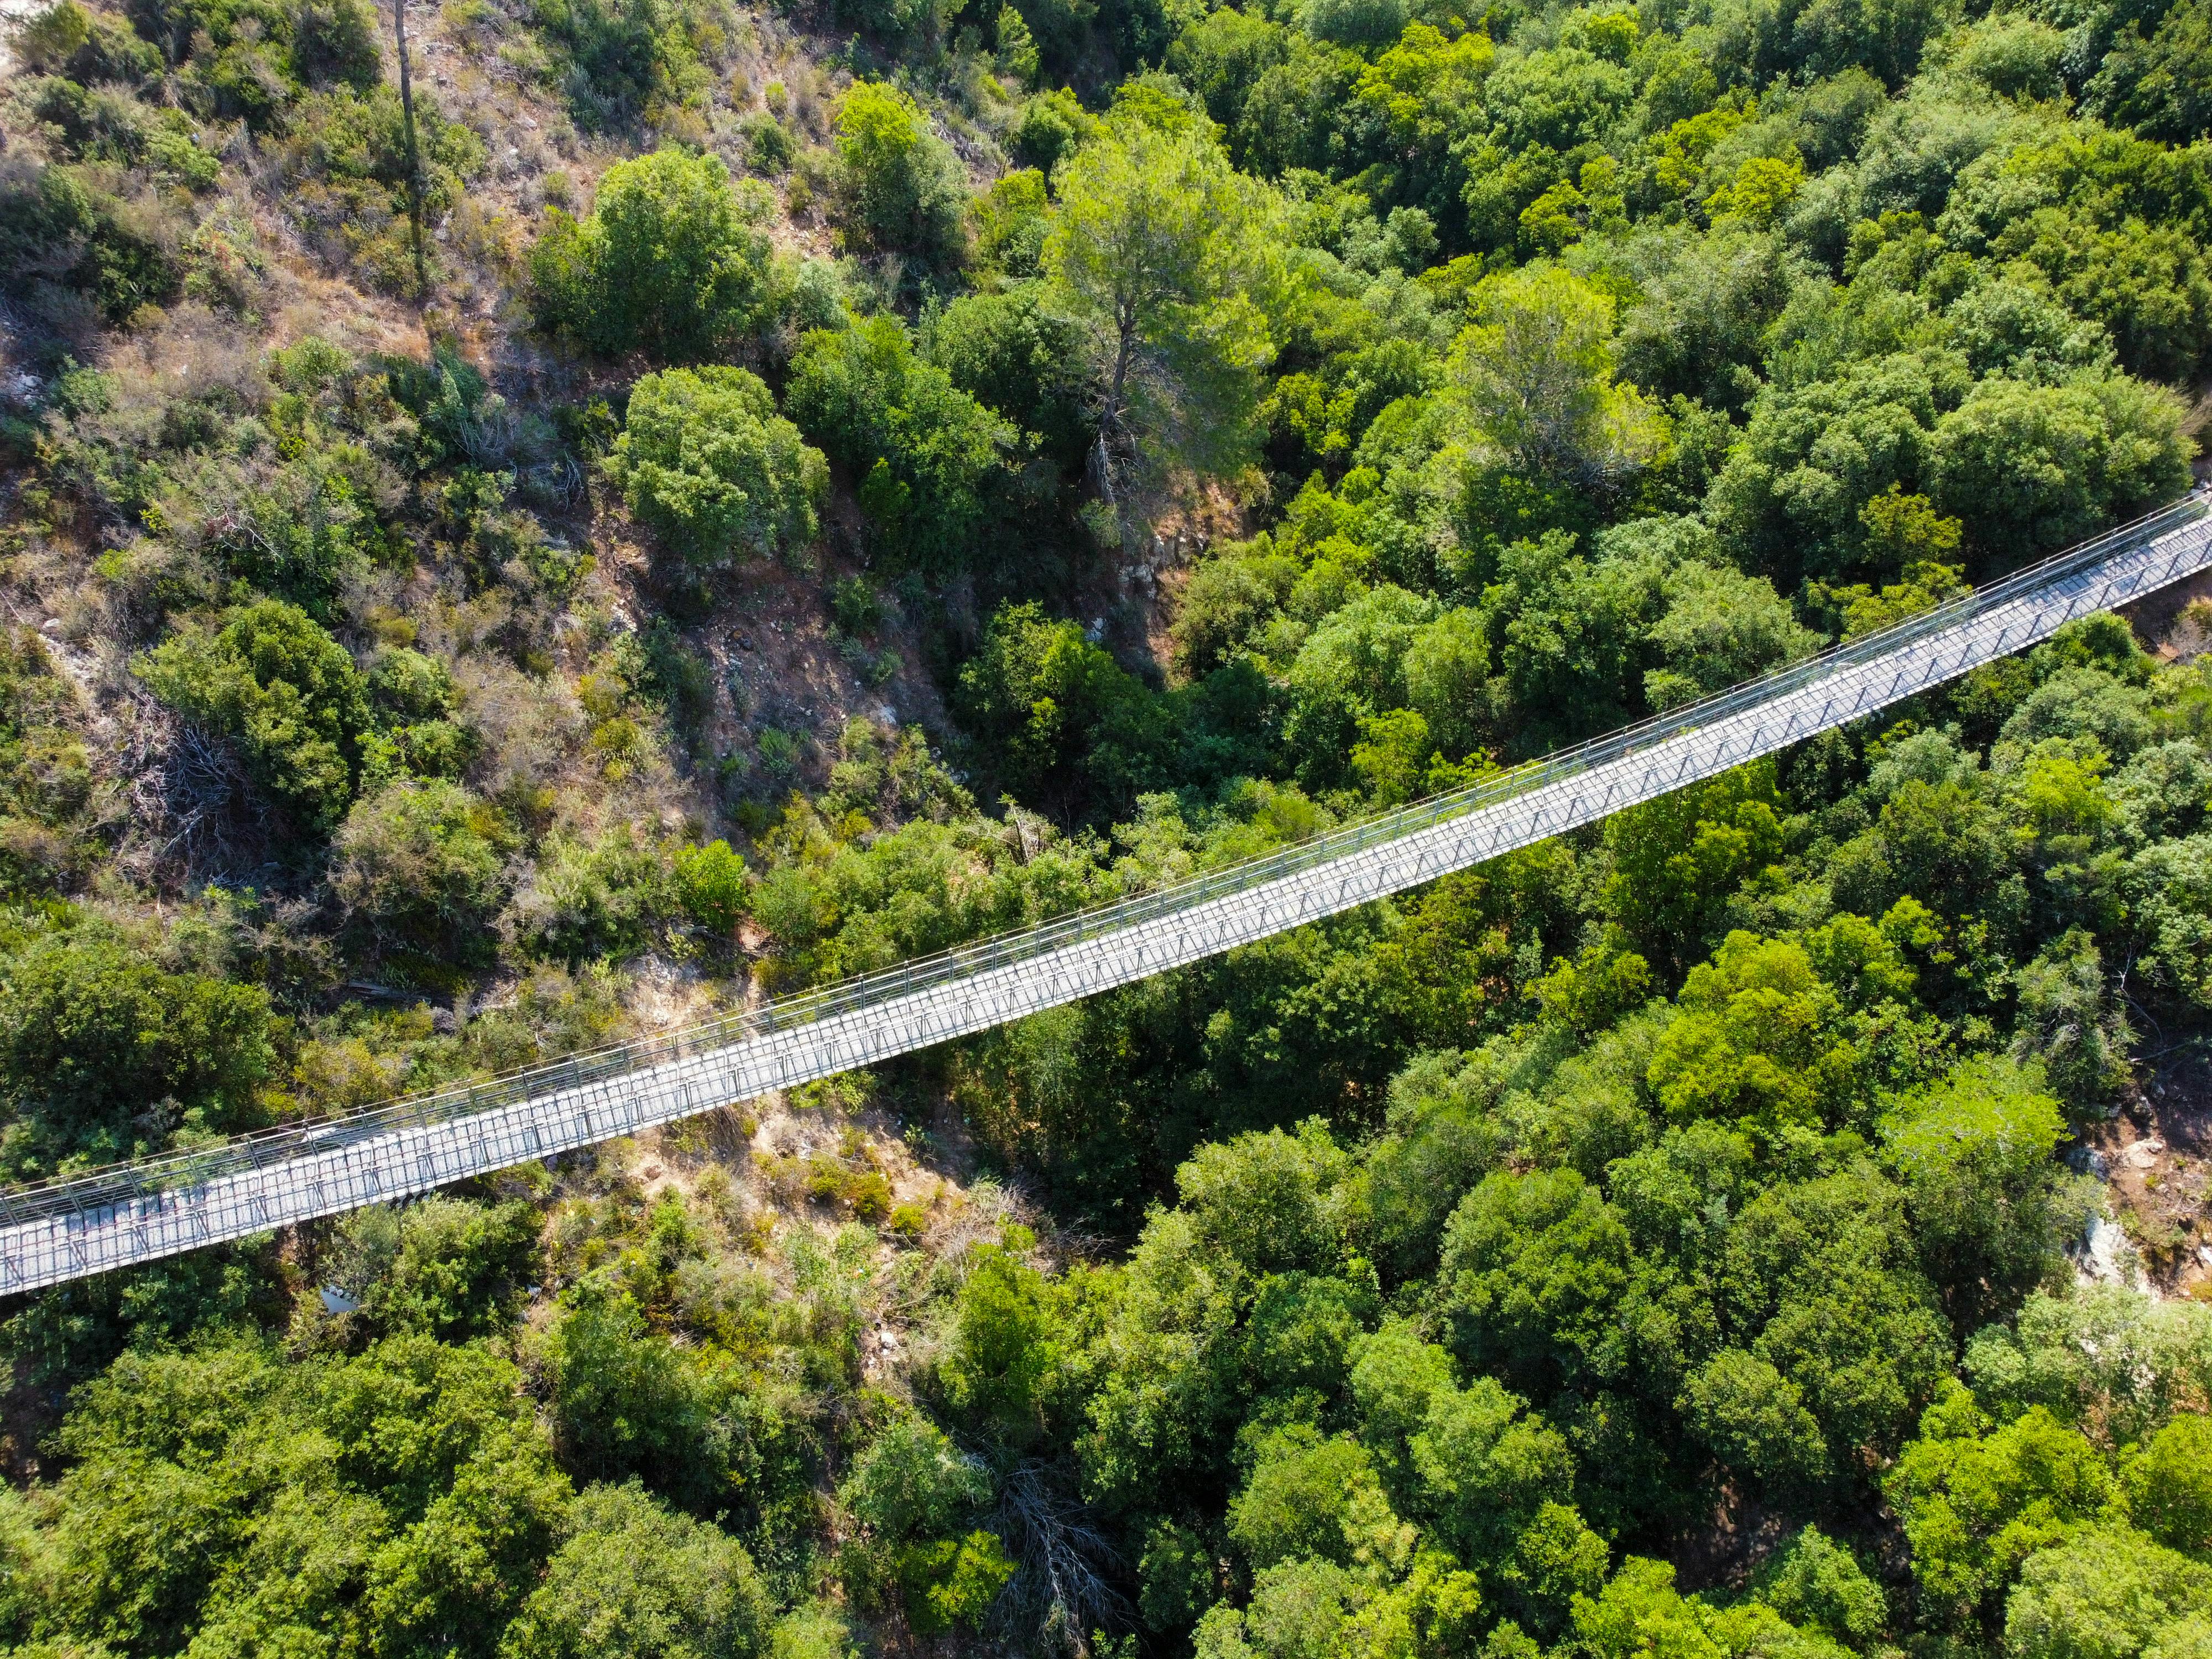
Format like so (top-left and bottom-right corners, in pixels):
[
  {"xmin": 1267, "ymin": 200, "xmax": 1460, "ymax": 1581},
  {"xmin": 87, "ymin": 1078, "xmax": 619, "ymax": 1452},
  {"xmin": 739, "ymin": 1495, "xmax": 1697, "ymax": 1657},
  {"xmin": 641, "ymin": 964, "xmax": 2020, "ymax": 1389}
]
[
  {"xmin": 1043, "ymin": 113, "xmax": 1279, "ymax": 512},
  {"xmin": 831, "ymin": 82, "xmax": 967, "ymax": 266},
  {"xmin": 330, "ymin": 781, "xmax": 513, "ymax": 971},
  {"xmin": 2005, "ymin": 1524, "xmax": 2212, "ymax": 1659},
  {"xmin": 1682, "ymin": 1349, "xmax": 1832, "ymax": 1494},
  {"xmin": 939, "ymin": 1232, "xmax": 1061, "ymax": 1438},
  {"xmin": 1752, "ymin": 1526, "xmax": 1890, "ymax": 1647},
  {"xmin": 1229, "ymin": 1426, "xmax": 1409, "ymax": 1572},
  {"xmin": 786, "ymin": 317, "xmax": 1015, "ymax": 574},
  {"xmin": 1439, "ymin": 1167, "xmax": 1635, "ymax": 1393},
  {"xmin": 2124, "ymin": 1413, "xmax": 2212, "ymax": 1557},
  {"xmin": 138, "ymin": 601, "xmax": 372, "ymax": 833},
  {"xmin": 2094, "ymin": 0, "xmax": 2212, "ymax": 143},
  {"xmin": 1453, "ymin": 264, "xmax": 1666, "ymax": 491},
  {"xmin": 1882, "ymin": 1056, "xmax": 2069, "ymax": 1331},
  {"xmin": 0, "ymin": 924, "xmax": 274, "ymax": 1180},
  {"xmin": 1408, "ymin": 1375, "xmax": 1578, "ymax": 1563},
  {"xmin": 953, "ymin": 600, "xmax": 1173, "ymax": 818},
  {"xmin": 839, "ymin": 1416, "xmax": 989, "ymax": 1543},
  {"xmin": 531, "ymin": 148, "xmax": 777, "ymax": 361},
  {"xmin": 1602, "ymin": 764, "xmax": 1787, "ymax": 974},
  {"xmin": 1931, "ymin": 376, "xmax": 2194, "ymax": 562},
  {"xmin": 1175, "ymin": 1123, "xmax": 1348, "ymax": 1278},
  {"xmin": 927, "ymin": 286, "xmax": 1095, "ymax": 470},
  {"xmin": 607, "ymin": 366, "xmax": 827, "ymax": 566},
  {"xmin": 324, "ymin": 1197, "xmax": 540, "ymax": 1341},
  {"xmin": 1886, "ymin": 1389, "xmax": 2119, "ymax": 1624},
  {"xmin": 539, "ymin": 1282, "xmax": 745, "ymax": 1517},
  {"xmin": 499, "ymin": 1482, "xmax": 773, "ymax": 1659},
  {"xmin": 672, "ymin": 840, "xmax": 749, "ymax": 936}
]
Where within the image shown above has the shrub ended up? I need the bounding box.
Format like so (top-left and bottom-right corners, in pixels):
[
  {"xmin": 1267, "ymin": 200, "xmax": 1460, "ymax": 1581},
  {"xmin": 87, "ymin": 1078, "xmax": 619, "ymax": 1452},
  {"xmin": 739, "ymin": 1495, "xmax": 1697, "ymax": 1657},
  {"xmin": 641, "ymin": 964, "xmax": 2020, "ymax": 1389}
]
[
  {"xmin": 278, "ymin": 85, "xmax": 483, "ymax": 293},
  {"xmin": 136, "ymin": 599, "xmax": 372, "ymax": 833},
  {"xmin": 605, "ymin": 367, "xmax": 826, "ymax": 565},
  {"xmin": 501, "ymin": 1481, "xmax": 774, "ymax": 1659},
  {"xmin": 289, "ymin": 0, "xmax": 380, "ymax": 88},
  {"xmin": 927, "ymin": 286, "xmax": 1093, "ymax": 469},
  {"xmin": 0, "ymin": 160, "xmax": 179, "ymax": 326},
  {"xmin": 672, "ymin": 839, "xmax": 749, "ymax": 936},
  {"xmin": 831, "ymin": 82, "xmax": 967, "ymax": 267},
  {"xmin": 786, "ymin": 317, "xmax": 1013, "ymax": 573},
  {"xmin": 534, "ymin": 0, "xmax": 709, "ymax": 130},
  {"xmin": 0, "ymin": 922, "xmax": 274, "ymax": 1180},
  {"xmin": 14, "ymin": 1, "xmax": 164, "ymax": 82},
  {"xmin": 532, "ymin": 149, "xmax": 777, "ymax": 361},
  {"xmin": 514, "ymin": 827, "xmax": 672, "ymax": 964},
  {"xmin": 330, "ymin": 780, "xmax": 514, "ymax": 972}
]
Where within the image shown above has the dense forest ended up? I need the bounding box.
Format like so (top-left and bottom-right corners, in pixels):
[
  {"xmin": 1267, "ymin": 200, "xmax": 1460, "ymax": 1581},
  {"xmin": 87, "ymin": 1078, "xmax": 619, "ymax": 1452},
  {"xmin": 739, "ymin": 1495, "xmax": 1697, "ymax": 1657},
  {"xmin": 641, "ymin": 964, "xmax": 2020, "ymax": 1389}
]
[{"xmin": 3, "ymin": 0, "xmax": 2212, "ymax": 1645}]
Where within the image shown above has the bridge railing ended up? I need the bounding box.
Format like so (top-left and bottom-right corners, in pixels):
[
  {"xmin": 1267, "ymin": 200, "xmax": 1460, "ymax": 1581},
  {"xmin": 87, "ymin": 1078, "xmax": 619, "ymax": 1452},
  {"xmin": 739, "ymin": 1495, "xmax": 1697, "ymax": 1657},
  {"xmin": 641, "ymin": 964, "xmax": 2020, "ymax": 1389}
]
[{"xmin": 2, "ymin": 490, "xmax": 2205, "ymax": 1234}]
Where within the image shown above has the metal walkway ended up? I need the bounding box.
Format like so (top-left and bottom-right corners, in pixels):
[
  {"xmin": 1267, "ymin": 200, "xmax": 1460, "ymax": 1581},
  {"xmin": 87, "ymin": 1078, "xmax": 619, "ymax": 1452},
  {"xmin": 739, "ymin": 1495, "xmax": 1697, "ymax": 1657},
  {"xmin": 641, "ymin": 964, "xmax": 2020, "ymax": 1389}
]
[{"xmin": 6, "ymin": 493, "xmax": 2212, "ymax": 1293}]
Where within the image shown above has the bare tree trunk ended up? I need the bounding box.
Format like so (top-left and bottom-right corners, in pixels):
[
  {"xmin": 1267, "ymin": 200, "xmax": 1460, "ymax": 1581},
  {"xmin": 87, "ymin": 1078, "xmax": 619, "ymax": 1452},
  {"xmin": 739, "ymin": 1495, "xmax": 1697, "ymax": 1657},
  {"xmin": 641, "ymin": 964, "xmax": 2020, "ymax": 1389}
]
[
  {"xmin": 1089, "ymin": 305, "xmax": 1139, "ymax": 513},
  {"xmin": 392, "ymin": 0, "xmax": 429, "ymax": 298}
]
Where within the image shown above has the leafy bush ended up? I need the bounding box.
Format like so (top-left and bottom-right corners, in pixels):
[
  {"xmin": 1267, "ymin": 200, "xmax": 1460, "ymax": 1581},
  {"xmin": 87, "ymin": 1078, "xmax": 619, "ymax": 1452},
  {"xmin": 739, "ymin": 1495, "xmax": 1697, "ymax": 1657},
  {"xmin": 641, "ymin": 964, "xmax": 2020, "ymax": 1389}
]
[
  {"xmin": 330, "ymin": 781, "xmax": 515, "ymax": 973},
  {"xmin": 605, "ymin": 366, "xmax": 826, "ymax": 565},
  {"xmin": 672, "ymin": 839, "xmax": 749, "ymax": 935},
  {"xmin": 137, "ymin": 599, "xmax": 372, "ymax": 833},
  {"xmin": 500, "ymin": 1481, "xmax": 774, "ymax": 1659},
  {"xmin": 786, "ymin": 316, "xmax": 1014, "ymax": 572},
  {"xmin": 278, "ymin": 85, "xmax": 483, "ymax": 292},
  {"xmin": 533, "ymin": 0, "xmax": 713, "ymax": 129},
  {"xmin": 831, "ymin": 81, "xmax": 967, "ymax": 267},
  {"xmin": 532, "ymin": 149, "xmax": 778, "ymax": 361},
  {"xmin": 324, "ymin": 1197, "xmax": 540, "ymax": 1340},
  {"xmin": 0, "ymin": 921, "xmax": 274, "ymax": 1179},
  {"xmin": 0, "ymin": 158, "xmax": 178, "ymax": 326}
]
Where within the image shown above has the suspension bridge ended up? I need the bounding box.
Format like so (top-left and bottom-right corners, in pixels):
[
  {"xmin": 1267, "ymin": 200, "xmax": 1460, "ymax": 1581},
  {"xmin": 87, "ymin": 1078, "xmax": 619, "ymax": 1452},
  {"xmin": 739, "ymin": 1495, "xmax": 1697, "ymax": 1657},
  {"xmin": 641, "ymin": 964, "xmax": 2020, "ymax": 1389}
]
[{"xmin": 5, "ymin": 491, "xmax": 2211, "ymax": 1295}]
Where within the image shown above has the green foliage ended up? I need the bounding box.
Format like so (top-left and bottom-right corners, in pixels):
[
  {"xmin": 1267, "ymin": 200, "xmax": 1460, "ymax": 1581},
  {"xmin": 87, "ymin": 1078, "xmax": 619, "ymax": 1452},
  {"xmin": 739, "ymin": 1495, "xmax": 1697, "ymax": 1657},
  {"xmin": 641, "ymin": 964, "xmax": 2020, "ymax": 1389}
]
[
  {"xmin": 938, "ymin": 1231, "xmax": 1061, "ymax": 1437},
  {"xmin": 531, "ymin": 0, "xmax": 711, "ymax": 129},
  {"xmin": 326, "ymin": 1197, "xmax": 540, "ymax": 1340},
  {"xmin": 1230, "ymin": 1425, "xmax": 1404, "ymax": 1571},
  {"xmin": 1751, "ymin": 1527, "xmax": 1889, "ymax": 1646},
  {"xmin": 1888, "ymin": 1390, "xmax": 2120, "ymax": 1623},
  {"xmin": 928, "ymin": 284, "xmax": 1095, "ymax": 468},
  {"xmin": 2005, "ymin": 1524, "xmax": 2212, "ymax": 1659},
  {"xmin": 0, "ymin": 921, "xmax": 274, "ymax": 1180},
  {"xmin": 673, "ymin": 839, "xmax": 750, "ymax": 936},
  {"xmin": 842, "ymin": 1415, "xmax": 989, "ymax": 1541},
  {"xmin": 1455, "ymin": 264, "xmax": 1664, "ymax": 491},
  {"xmin": 137, "ymin": 600, "xmax": 371, "ymax": 833},
  {"xmin": 607, "ymin": 366, "xmax": 827, "ymax": 566},
  {"xmin": 2124, "ymin": 1413, "xmax": 2212, "ymax": 1557},
  {"xmin": 499, "ymin": 1481, "xmax": 773, "ymax": 1659},
  {"xmin": 539, "ymin": 1280, "xmax": 758, "ymax": 1518},
  {"xmin": 0, "ymin": 160, "xmax": 179, "ymax": 325},
  {"xmin": 1045, "ymin": 112, "xmax": 1280, "ymax": 502},
  {"xmin": 1883, "ymin": 1056, "xmax": 2068, "ymax": 1328},
  {"xmin": 25, "ymin": 1337, "xmax": 568, "ymax": 1657},
  {"xmin": 1683, "ymin": 1348, "xmax": 1832, "ymax": 1494},
  {"xmin": 533, "ymin": 149, "xmax": 778, "ymax": 361},
  {"xmin": 953, "ymin": 599, "xmax": 1172, "ymax": 816},
  {"xmin": 898, "ymin": 1529, "xmax": 1016, "ymax": 1635},
  {"xmin": 831, "ymin": 82, "xmax": 968, "ymax": 267},
  {"xmin": 1604, "ymin": 765, "xmax": 1787, "ymax": 974},
  {"xmin": 331, "ymin": 781, "xmax": 513, "ymax": 974},
  {"xmin": 787, "ymin": 316, "xmax": 1014, "ymax": 573}
]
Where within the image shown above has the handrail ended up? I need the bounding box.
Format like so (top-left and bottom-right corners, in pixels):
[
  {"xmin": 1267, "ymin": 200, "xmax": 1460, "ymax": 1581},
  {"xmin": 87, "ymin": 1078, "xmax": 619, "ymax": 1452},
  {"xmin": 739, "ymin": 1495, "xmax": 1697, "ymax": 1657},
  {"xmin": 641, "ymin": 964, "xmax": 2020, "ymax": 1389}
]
[{"xmin": 0, "ymin": 489, "xmax": 2206, "ymax": 1239}]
